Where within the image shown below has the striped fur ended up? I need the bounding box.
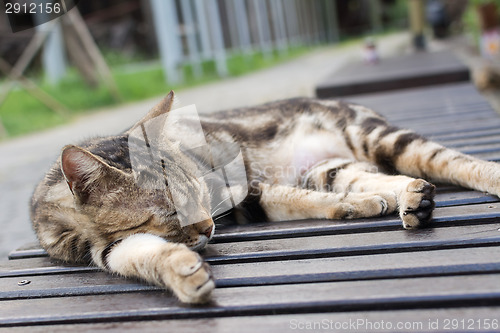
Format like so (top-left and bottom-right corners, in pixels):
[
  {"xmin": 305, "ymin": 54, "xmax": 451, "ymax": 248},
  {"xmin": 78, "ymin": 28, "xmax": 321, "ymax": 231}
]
[{"xmin": 31, "ymin": 91, "xmax": 500, "ymax": 303}]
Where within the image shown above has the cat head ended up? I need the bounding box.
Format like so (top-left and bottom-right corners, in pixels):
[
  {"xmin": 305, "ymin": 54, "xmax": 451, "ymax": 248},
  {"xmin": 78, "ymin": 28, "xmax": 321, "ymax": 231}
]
[{"xmin": 60, "ymin": 91, "xmax": 215, "ymax": 251}]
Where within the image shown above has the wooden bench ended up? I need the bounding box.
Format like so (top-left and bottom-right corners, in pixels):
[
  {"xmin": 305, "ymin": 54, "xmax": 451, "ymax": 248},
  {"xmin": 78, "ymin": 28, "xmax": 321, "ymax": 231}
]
[
  {"xmin": 1, "ymin": 83, "xmax": 500, "ymax": 331},
  {"xmin": 315, "ymin": 50, "xmax": 470, "ymax": 98}
]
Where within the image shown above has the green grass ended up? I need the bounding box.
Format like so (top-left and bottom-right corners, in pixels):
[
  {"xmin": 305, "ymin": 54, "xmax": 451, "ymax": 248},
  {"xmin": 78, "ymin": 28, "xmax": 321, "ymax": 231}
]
[
  {"xmin": 1, "ymin": 92, "xmax": 66, "ymax": 135},
  {"xmin": 2, "ymin": 29, "xmax": 409, "ymax": 139},
  {"xmin": 0, "ymin": 45, "xmax": 315, "ymax": 139}
]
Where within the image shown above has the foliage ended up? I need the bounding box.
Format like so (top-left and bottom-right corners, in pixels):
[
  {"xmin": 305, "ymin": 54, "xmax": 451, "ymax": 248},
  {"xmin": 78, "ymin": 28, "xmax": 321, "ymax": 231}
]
[
  {"xmin": 384, "ymin": 0, "xmax": 409, "ymax": 29},
  {"xmin": 463, "ymin": 0, "xmax": 500, "ymax": 45},
  {"xmin": 0, "ymin": 46, "xmax": 311, "ymax": 138}
]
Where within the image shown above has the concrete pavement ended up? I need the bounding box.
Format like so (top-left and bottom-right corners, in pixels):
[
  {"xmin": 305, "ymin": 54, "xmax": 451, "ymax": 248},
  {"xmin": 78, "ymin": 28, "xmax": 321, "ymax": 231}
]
[{"xmin": 0, "ymin": 33, "xmax": 409, "ymax": 259}]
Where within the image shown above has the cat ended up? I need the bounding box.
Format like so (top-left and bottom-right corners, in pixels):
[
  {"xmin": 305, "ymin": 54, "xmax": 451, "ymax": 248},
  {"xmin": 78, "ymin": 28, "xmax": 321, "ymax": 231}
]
[{"xmin": 31, "ymin": 91, "xmax": 500, "ymax": 304}]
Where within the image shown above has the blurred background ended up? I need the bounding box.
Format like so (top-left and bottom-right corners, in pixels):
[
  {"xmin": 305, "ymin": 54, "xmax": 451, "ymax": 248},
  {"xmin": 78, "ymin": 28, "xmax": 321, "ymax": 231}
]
[
  {"xmin": 0, "ymin": 0, "xmax": 488, "ymax": 139},
  {"xmin": 0, "ymin": 0, "xmax": 500, "ymax": 258}
]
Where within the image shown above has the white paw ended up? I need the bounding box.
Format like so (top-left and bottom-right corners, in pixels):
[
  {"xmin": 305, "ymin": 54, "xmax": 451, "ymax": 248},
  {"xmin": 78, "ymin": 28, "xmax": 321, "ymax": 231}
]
[{"xmin": 165, "ymin": 247, "xmax": 215, "ymax": 304}]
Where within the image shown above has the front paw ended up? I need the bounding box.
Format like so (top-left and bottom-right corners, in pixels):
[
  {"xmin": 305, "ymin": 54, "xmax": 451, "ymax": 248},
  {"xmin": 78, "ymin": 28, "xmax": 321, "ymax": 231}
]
[
  {"xmin": 165, "ymin": 246, "xmax": 215, "ymax": 304},
  {"xmin": 399, "ymin": 179, "xmax": 435, "ymax": 229}
]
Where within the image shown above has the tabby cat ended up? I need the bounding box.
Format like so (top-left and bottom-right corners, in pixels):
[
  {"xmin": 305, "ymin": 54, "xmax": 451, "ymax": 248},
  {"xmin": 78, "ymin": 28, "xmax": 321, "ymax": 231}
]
[{"xmin": 31, "ymin": 91, "xmax": 500, "ymax": 303}]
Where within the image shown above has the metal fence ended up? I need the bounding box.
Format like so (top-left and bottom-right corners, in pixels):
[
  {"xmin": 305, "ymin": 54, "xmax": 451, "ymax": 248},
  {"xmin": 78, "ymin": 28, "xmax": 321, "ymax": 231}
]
[
  {"xmin": 15, "ymin": 0, "xmax": 388, "ymax": 85},
  {"xmin": 150, "ymin": 0, "xmax": 349, "ymax": 84}
]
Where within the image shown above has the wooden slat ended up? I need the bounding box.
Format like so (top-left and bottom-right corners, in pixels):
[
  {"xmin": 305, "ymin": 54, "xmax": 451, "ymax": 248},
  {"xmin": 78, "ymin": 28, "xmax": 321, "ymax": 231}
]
[
  {"xmin": 403, "ymin": 120, "xmax": 500, "ymax": 138},
  {"xmin": 316, "ymin": 51, "xmax": 470, "ymax": 98},
  {"xmin": 1, "ymin": 246, "xmax": 499, "ymax": 282},
  {"xmin": 433, "ymin": 190, "xmax": 498, "ymax": 207},
  {"xmin": 432, "ymin": 128, "xmax": 500, "ymax": 142},
  {"xmin": 346, "ymin": 83, "xmax": 500, "ymax": 141},
  {"xmin": 2, "ymin": 247, "xmax": 500, "ymax": 298},
  {"xmin": 390, "ymin": 115, "xmax": 499, "ymax": 130},
  {"xmin": 1, "ymin": 274, "xmax": 499, "ymax": 327},
  {"xmin": 438, "ymin": 135, "xmax": 500, "ymax": 148},
  {"xmin": 5, "ymin": 307, "xmax": 499, "ymax": 333},
  {"xmin": 208, "ymin": 221, "xmax": 500, "ymax": 254},
  {"xmin": 7, "ymin": 200, "xmax": 500, "ymax": 260},
  {"xmin": 445, "ymin": 139, "xmax": 500, "ymax": 151},
  {"xmin": 0, "ymin": 247, "xmax": 499, "ymax": 284},
  {"xmin": 346, "ymin": 83, "xmax": 485, "ymax": 113},
  {"xmin": 213, "ymin": 203, "xmax": 500, "ymax": 240},
  {"xmin": 386, "ymin": 105, "xmax": 493, "ymax": 124}
]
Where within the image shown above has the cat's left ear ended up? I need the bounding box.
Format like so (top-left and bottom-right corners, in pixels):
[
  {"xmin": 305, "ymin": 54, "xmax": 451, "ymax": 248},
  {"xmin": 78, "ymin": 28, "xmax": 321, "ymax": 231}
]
[
  {"xmin": 60, "ymin": 145, "xmax": 126, "ymax": 204},
  {"xmin": 127, "ymin": 90, "xmax": 176, "ymax": 134}
]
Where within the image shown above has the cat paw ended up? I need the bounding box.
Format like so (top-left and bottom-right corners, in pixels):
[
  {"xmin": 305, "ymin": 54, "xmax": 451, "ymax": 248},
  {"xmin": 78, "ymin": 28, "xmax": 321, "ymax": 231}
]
[
  {"xmin": 376, "ymin": 191, "xmax": 398, "ymax": 215},
  {"xmin": 165, "ymin": 246, "xmax": 215, "ymax": 304},
  {"xmin": 399, "ymin": 179, "xmax": 435, "ymax": 229},
  {"xmin": 330, "ymin": 192, "xmax": 397, "ymax": 219}
]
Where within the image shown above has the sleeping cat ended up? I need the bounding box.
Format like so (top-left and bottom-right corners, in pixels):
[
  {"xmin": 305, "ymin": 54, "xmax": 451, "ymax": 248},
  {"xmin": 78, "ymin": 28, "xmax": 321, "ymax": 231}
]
[{"xmin": 31, "ymin": 91, "xmax": 500, "ymax": 303}]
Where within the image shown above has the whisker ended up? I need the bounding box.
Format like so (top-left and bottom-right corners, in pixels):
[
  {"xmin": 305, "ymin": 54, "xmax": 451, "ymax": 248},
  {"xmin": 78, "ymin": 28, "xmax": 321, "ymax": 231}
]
[
  {"xmin": 211, "ymin": 196, "xmax": 233, "ymax": 213},
  {"xmin": 214, "ymin": 211, "xmax": 232, "ymax": 221}
]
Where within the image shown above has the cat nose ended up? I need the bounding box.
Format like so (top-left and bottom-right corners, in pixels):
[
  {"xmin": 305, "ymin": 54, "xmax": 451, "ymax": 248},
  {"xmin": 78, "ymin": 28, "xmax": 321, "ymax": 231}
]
[
  {"xmin": 194, "ymin": 218, "xmax": 214, "ymax": 238},
  {"xmin": 202, "ymin": 224, "xmax": 214, "ymax": 238}
]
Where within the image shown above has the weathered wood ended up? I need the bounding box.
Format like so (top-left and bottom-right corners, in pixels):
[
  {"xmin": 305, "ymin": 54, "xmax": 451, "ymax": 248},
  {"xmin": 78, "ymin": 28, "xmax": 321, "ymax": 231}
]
[
  {"xmin": 316, "ymin": 51, "xmax": 470, "ymax": 98},
  {"xmin": 7, "ymin": 199, "xmax": 500, "ymax": 260},
  {"xmin": 1, "ymin": 274, "xmax": 500, "ymax": 327},
  {"xmin": 344, "ymin": 84, "xmax": 500, "ymax": 146},
  {"xmin": 433, "ymin": 128, "xmax": 500, "ymax": 142},
  {"xmin": 5, "ymin": 307, "xmax": 500, "ymax": 333},
  {"xmin": 2, "ymin": 246, "xmax": 500, "ymax": 290},
  {"xmin": 388, "ymin": 110, "xmax": 496, "ymax": 129},
  {"xmin": 2, "ymin": 248, "xmax": 500, "ymax": 297},
  {"xmin": 346, "ymin": 83, "xmax": 480, "ymax": 112},
  {"xmin": 212, "ymin": 202, "xmax": 500, "ymax": 238},
  {"xmin": 433, "ymin": 190, "xmax": 498, "ymax": 207},
  {"xmin": 202, "ymin": 223, "xmax": 500, "ymax": 264},
  {"xmin": 0, "ymin": 258, "xmax": 98, "ymax": 278},
  {"xmin": 438, "ymin": 134, "xmax": 500, "ymax": 148}
]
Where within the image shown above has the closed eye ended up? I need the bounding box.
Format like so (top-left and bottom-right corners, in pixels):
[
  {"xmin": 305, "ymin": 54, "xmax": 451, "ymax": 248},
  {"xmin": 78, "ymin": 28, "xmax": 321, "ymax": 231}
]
[
  {"xmin": 168, "ymin": 209, "xmax": 177, "ymax": 216},
  {"xmin": 118, "ymin": 215, "xmax": 155, "ymax": 233},
  {"xmin": 164, "ymin": 211, "xmax": 178, "ymax": 219}
]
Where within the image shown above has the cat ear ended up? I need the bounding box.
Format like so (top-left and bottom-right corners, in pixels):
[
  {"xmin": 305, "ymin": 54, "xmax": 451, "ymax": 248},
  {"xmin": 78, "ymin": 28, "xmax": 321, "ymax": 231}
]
[
  {"xmin": 127, "ymin": 90, "xmax": 176, "ymax": 134},
  {"xmin": 60, "ymin": 145, "xmax": 121, "ymax": 204}
]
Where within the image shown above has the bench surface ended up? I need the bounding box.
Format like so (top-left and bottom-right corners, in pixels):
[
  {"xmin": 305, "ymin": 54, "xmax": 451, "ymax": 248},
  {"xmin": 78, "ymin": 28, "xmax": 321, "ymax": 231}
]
[
  {"xmin": 2, "ymin": 82, "xmax": 500, "ymax": 331},
  {"xmin": 316, "ymin": 50, "xmax": 470, "ymax": 98}
]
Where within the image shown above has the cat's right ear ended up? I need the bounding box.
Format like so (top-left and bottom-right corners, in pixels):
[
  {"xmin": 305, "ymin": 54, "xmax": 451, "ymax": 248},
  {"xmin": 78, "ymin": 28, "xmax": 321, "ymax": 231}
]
[
  {"xmin": 60, "ymin": 145, "xmax": 121, "ymax": 204},
  {"xmin": 126, "ymin": 90, "xmax": 175, "ymax": 134}
]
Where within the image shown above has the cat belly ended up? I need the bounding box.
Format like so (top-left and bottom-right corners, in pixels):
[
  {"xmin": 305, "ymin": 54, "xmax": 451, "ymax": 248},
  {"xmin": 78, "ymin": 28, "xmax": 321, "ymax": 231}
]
[
  {"xmin": 265, "ymin": 131, "xmax": 355, "ymax": 186},
  {"xmin": 291, "ymin": 133, "xmax": 354, "ymax": 176}
]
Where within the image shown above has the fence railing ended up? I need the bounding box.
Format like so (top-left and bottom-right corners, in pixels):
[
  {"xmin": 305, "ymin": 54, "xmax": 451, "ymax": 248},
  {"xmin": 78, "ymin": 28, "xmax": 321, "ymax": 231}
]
[{"xmin": 150, "ymin": 0, "xmax": 349, "ymax": 84}]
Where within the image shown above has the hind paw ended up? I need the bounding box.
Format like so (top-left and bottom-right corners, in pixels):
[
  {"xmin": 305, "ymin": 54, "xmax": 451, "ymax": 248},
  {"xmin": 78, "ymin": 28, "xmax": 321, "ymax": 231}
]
[
  {"xmin": 329, "ymin": 191, "xmax": 397, "ymax": 219},
  {"xmin": 399, "ymin": 179, "xmax": 435, "ymax": 229}
]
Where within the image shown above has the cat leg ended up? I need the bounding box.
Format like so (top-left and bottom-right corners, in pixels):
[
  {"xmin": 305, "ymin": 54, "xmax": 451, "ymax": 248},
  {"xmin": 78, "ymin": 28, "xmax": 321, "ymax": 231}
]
[
  {"xmin": 96, "ymin": 233, "xmax": 214, "ymax": 304},
  {"xmin": 346, "ymin": 122, "xmax": 500, "ymax": 198},
  {"xmin": 258, "ymin": 182, "xmax": 396, "ymax": 221},
  {"xmin": 302, "ymin": 159, "xmax": 434, "ymax": 229}
]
